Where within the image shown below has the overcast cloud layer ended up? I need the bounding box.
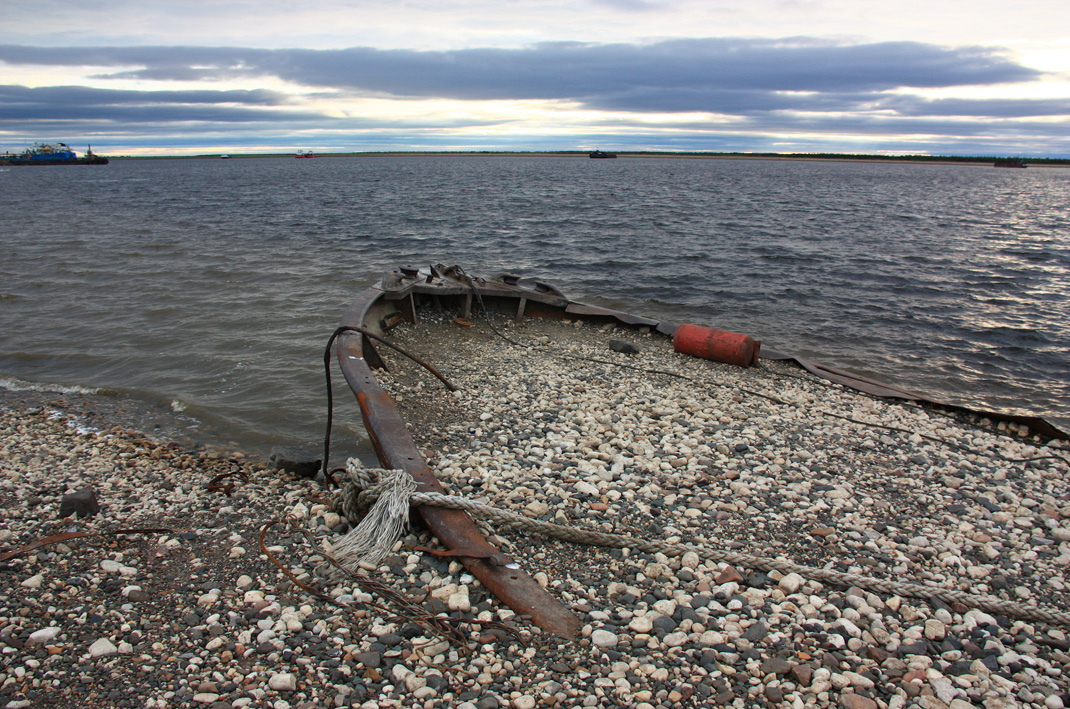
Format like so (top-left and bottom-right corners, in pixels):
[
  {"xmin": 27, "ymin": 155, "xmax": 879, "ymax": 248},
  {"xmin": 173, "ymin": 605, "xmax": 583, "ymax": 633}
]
[{"xmin": 2, "ymin": 0, "xmax": 1069, "ymax": 156}]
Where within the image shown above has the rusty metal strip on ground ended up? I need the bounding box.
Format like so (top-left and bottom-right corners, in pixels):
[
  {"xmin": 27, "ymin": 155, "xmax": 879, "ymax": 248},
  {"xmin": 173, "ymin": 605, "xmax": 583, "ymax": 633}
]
[{"xmin": 0, "ymin": 527, "xmax": 175, "ymax": 562}]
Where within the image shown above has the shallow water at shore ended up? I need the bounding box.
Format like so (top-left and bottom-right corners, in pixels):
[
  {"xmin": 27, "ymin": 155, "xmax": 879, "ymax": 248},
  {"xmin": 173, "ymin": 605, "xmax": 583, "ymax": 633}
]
[{"xmin": 1, "ymin": 155, "xmax": 1067, "ymax": 457}]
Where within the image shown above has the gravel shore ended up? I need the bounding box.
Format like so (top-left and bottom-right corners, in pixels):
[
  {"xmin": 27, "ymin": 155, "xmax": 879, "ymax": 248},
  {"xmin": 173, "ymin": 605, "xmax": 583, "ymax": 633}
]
[{"xmin": 2, "ymin": 310, "xmax": 1070, "ymax": 709}]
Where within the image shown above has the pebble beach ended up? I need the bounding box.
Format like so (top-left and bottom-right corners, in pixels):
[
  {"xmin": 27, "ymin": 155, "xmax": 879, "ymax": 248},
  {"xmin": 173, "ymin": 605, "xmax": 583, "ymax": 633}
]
[{"xmin": 2, "ymin": 310, "xmax": 1070, "ymax": 709}]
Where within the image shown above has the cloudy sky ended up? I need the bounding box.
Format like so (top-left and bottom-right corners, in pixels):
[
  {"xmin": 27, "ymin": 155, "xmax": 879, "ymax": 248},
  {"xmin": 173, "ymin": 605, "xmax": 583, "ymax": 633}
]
[{"xmin": 2, "ymin": 0, "xmax": 1068, "ymax": 156}]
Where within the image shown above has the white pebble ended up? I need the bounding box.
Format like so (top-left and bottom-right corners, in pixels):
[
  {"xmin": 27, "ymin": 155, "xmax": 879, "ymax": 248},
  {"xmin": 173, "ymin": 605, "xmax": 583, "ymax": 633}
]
[
  {"xmin": 28, "ymin": 627, "xmax": 60, "ymax": 644},
  {"xmin": 89, "ymin": 638, "xmax": 118, "ymax": 658},
  {"xmin": 591, "ymin": 629, "xmax": 618, "ymax": 648},
  {"xmin": 778, "ymin": 573, "xmax": 805, "ymax": 594},
  {"xmin": 268, "ymin": 672, "xmax": 296, "ymax": 691}
]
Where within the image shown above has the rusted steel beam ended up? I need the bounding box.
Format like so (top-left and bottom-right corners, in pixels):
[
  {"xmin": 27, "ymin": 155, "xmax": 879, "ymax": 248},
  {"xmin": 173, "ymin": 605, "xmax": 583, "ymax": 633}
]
[{"xmin": 338, "ymin": 288, "xmax": 580, "ymax": 640}]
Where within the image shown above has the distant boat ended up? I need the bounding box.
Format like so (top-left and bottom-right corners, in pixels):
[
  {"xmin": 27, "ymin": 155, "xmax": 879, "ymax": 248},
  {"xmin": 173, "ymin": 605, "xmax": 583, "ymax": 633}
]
[
  {"xmin": 589, "ymin": 150, "xmax": 617, "ymax": 159},
  {"xmin": 994, "ymin": 158, "xmax": 1026, "ymax": 168},
  {"xmin": 0, "ymin": 142, "xmax": 108, "ymax": 165},
  {"xmin": 295, "ymin": 150, "xmax": 318, "ymax": 158},
  {"xmin": 220, "ymin": 154, "xmax": 231, "ymax": 159}
]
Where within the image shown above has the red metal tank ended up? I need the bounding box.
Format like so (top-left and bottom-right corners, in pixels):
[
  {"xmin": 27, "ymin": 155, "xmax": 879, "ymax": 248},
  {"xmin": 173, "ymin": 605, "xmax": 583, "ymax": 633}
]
[{"xmin": 673, "ymin": 324, "xmax": 760, "ymax": 368}]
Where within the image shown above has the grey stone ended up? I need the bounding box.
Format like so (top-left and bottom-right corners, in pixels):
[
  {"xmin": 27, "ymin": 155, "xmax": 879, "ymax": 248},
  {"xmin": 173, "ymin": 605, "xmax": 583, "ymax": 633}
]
[
  {"xmin": 268, "ymin": 446, "xmax": 321, "ymax": 478},
  {"xmin": 760, "ymin": 657, "xmax": 792, "ymax": 675},
  {"xmin": 59, "ymin": 486, "xmax": 100, "ymax": 518},
  {"xmin": 609, "ymin": 340, "xmax": 641, "ymax": 355}
]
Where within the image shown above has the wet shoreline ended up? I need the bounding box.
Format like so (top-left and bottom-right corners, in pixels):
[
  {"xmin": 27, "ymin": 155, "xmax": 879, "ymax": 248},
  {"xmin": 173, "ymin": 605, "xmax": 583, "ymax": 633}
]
[{"xmin": 2, "ymin": 312, "xmax": 1070, "ymax": 709}]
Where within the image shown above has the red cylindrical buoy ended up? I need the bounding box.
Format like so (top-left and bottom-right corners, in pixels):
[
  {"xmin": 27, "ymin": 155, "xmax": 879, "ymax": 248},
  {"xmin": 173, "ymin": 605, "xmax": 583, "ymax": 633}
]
[{"xmin": 673, "ymin": 324, "xmax": 760, "ymax": 368}]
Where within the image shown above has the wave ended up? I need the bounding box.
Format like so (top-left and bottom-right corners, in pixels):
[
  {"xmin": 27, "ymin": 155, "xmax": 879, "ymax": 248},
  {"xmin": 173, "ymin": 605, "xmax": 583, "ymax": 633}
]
[{"xmin": 0, "ymin": 375, "xmax": 100, "ymax": 396}]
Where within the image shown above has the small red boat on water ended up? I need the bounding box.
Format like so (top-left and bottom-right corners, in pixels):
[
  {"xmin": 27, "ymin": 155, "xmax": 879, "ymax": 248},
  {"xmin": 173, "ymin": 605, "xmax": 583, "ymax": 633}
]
[{"xmin": 295, "ymin": 150, "xmax": 318, "ymax": 158}]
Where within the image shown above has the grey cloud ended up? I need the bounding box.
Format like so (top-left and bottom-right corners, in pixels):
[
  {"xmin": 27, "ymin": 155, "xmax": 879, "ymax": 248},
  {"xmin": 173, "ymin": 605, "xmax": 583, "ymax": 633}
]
[
  {"xmin": 0, "ymin": 84, "xmax": 500, "ymax": 134},
  {"xmin": 255, "ymin": 39, "xmax": 1039, "ymax": 100},
  {"xmin": 0, "ymin": 38, "xmax": 1040, "ymax": 99},
  {"xmin": 0, "ymin": 84, "xmax": 289, "ymax": 106},
  {"xmin": 874, "ymin": 95, "xmax": 1070, "ymax": 118},
  {"xmin": 0, "ymin": 84, "xmax": 320, "ymax": 124}
]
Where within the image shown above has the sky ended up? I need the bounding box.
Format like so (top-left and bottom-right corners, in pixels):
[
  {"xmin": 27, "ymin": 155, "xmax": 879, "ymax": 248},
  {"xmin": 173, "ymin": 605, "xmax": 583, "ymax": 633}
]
[{"xmin": 2, "ymin": 0, "xmax": 1069, "ymax": 157}]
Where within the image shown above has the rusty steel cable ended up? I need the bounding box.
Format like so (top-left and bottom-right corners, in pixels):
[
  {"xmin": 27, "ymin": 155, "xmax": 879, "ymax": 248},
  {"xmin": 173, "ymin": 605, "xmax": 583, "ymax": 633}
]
[{"xmin": 321, "ymin": 325, "xmax": 459, "ymax": 488}]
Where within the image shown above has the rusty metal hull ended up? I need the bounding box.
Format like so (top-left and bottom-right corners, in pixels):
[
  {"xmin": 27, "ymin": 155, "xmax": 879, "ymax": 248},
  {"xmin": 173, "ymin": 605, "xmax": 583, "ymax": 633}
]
[{"xmin": 337, "ymin": 265, "xmax": 1066, "ymax": 637}]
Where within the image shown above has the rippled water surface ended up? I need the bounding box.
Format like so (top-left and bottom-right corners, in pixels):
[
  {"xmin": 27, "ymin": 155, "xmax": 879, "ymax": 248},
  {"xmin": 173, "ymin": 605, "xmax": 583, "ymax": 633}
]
[{"xmin": 2, "ymin": 156, "xmax": 1068, "ymax": 458}]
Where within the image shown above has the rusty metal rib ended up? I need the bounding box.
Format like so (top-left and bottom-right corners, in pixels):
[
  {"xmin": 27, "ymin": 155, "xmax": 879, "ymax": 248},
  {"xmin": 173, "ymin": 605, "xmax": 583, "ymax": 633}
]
[{"xmin": 337, "ymin": 288, "xmax": 580, "ymax": 640}]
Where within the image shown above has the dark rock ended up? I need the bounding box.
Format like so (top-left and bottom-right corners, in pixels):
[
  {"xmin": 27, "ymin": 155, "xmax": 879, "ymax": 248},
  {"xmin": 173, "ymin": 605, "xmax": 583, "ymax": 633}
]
[
  {"xmin": 678, "ymin": 608, "xmax": 701, "ymax": 624},
  {"xmin": 651, "ymin": 616, "xmax": 677, "ymax": 633},
  {"xmin": 59, "ymin": 487, "xmax": 100, "ymax": 519},
  {"xmin": 791, "ymin": 664, "xmax": 813, "ymax": 686},
  {"xmin": 866, "ymin": 646, "xmax": 890, "ymax": 663},
  {"xmin": 760, "ymin": 657, "xmax": 792, "ymax": 675},
  {"xmin": 743, "ymin": 621, "xmax": 769, "ymax": 642},
  {"xmin": 609, "ymin": 340, "xmax": 641, "ymax": 355},
  {"xmin": 946, "ymin": 661, "xmax": 973, "ymax": 676},
  {"xmin": 356, "ymin": 652, "xmax": 381, "ymax": 668},
  {"xmin": 897, "ymin": 639, "xmax": 927, "ymax": 656},
  {"xmin": 399, "ymin": 624, "xmax": 423, "ymax": 639},
  {"xmin": 268, "ymin": 446, "xmax": 321, "ymax": 479},
  {"xmin": 690, "ymin": 595, "xmax": 711, "ymax": 609}
]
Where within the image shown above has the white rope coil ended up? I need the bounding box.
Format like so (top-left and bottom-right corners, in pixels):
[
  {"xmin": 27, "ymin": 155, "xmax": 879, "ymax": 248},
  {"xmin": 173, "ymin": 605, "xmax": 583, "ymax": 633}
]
[{"xmin": 330, "ymin": 464, "xmax": 416, "ymax": 569}]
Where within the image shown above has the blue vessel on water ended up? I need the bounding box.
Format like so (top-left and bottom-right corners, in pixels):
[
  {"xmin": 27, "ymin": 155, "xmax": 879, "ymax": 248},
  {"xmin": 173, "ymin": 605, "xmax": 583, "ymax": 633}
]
[{"xmin": 1, "ymin": 142, "xmax": 108, "ymax": 165}]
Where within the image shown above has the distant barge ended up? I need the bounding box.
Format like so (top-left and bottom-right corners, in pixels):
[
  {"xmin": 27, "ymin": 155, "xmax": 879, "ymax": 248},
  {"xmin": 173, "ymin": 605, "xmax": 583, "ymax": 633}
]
[
  {"xmin": 589, "ymin": 150, "xmax": 617, "ymax": 159},
  {"xmin": 994, "ymin": 158, "xmax": 1027, "ymax": 168},
  {"xmin": 0, "ymin": 143, "xmax": 108, "ymax": 166}
]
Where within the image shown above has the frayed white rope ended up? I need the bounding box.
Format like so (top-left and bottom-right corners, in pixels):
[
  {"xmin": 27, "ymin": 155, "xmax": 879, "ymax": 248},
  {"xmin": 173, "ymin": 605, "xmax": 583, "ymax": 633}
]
[{"xmin": 330, "ymin": 463, "xmax": 416, "ymax": 570}]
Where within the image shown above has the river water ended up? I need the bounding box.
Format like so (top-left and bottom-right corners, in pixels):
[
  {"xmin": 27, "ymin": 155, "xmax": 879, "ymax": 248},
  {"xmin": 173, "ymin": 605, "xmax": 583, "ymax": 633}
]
[{"xmin": 2, "ymin": 155, "xmax": 1067, "ymax": 461}]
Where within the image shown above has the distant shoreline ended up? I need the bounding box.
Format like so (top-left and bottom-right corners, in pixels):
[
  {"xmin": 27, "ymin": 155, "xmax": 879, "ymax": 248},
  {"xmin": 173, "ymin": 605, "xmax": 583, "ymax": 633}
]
[{"xmin": 111, "ymin": 151, "xmax": 1070, "ymax": 166}]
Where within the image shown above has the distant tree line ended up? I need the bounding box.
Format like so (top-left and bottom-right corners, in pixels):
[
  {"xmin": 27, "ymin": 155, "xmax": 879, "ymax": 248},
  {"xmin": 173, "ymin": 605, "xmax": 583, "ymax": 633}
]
[{"xmin": 571, "ymin": 151, "xmax": 1068, "ymax": 164}]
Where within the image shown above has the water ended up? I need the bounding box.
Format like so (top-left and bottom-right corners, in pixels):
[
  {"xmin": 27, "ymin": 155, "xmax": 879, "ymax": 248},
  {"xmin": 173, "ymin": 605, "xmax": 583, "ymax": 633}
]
[{"xmin": 2, "ymin": 156, "xmax": 1068, "ymax": 461}]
